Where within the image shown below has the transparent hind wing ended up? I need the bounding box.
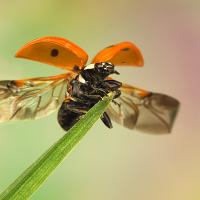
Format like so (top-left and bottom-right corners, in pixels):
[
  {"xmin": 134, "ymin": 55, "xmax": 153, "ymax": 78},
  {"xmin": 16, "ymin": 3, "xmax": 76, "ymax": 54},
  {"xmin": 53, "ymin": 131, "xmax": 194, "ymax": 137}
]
[
  {"xmin": 107, "ymin": 84, "xmax": 180, "ymax": 133},
  {"xmin": 106, "ymin": 95, "xmax": 139, "ymax": 129},
  {"xmin": 0, "ymin": 73, "xmax": 72, "ymax": 122}
]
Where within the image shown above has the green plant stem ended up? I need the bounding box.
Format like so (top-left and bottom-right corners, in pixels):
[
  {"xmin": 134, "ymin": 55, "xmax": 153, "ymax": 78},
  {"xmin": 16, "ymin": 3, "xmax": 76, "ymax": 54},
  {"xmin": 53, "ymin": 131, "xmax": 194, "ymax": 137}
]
[{"xmin": 0, "ymin": 94, "xmax": 113, "ymax": 200}]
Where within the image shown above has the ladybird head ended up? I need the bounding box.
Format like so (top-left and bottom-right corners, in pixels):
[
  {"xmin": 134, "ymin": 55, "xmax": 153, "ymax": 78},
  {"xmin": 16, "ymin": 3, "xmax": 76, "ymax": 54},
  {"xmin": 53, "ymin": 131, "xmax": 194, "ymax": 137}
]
[{"xmin": 94, "ymin": 62, "xmax": 119, "ymax": 79}]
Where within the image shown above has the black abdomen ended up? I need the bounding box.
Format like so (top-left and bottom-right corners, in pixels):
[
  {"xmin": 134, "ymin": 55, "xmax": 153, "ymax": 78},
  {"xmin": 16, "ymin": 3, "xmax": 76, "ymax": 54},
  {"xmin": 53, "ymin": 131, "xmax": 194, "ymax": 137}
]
[{"xmin": 57, "ymin": 102, "xmax": 83, "ymax": 131}]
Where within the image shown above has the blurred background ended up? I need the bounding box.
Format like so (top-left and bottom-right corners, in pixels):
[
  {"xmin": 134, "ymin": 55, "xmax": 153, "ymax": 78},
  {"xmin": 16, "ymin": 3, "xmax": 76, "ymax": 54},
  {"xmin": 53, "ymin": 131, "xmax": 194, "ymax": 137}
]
[{"xmin": 0, "ymin": 0, "xmax": 199, "ymax": 199}]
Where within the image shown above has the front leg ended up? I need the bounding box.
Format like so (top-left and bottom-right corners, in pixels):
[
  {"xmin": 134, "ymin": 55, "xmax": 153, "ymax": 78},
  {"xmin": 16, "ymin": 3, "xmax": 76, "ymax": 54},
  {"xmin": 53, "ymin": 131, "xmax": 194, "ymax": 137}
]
[
  {"xmin": 103, "ymin": 80, "xmax": 122, "ymax": 90},
  {"xmin": 89, "ymin": 86, "xmax": 108, "ymax": 96}
]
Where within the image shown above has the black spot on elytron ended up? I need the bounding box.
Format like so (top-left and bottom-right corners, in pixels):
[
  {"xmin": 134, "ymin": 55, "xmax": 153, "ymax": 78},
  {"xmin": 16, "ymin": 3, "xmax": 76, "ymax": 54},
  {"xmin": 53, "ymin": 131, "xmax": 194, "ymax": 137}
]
[
  {"xmin": 51, "ymin": 49, "xmax": 59, "ymax": 57},
  {"xmin": 122, "ymin": 47, "xmax": 130, "ymax": 51},
  {"xmin": 105, "ymin": 45, "xmax": 114, "ymax": 49},
  {"xmin": 122, "ymin": 61, "xmax": 127, "ymax": 64},
  {"xmin": 73, "ymin": 65, "xmax": 80, "ymax": 72}
]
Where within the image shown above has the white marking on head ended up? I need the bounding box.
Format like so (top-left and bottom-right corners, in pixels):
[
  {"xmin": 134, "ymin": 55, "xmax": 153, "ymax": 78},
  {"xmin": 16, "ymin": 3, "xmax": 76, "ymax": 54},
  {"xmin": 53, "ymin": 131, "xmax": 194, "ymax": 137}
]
[
  {"xmin": 84, "ymin": 64, "xmax": 95, "ymax": 70},
  {"xmin": 78, "ymin": 75, "xmax": 86, "ymax": 84}
]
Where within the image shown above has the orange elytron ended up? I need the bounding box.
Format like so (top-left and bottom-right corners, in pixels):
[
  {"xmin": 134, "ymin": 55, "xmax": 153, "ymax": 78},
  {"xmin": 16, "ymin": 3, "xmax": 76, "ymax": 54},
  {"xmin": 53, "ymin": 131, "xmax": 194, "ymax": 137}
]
[{"xmin": 0, "ymin": 36, "xmax": 179, "ymax": 133}]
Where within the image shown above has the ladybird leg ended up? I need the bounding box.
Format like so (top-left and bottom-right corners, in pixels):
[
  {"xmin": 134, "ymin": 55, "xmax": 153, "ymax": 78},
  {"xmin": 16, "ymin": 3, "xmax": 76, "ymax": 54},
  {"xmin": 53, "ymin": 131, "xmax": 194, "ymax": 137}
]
[
  {"xmin": 84, "ymin": 93, "xmax": 103, "ymax": 100},
  {"xmin": 103, "ymin": 80, "xmax": 122, "ymax": 90},
  {"xmin": 90, "ymin": 87, "xmax": 108, "ymax": 96},
  {"xmin": 101, "ymin": 112, "xmax": 113, "ymax": 129},
  {"xmin": 113, "ymin": 90, "xmax": 121, "ymax": 99},
  {"xmin": 112, "ymin": 100, "xmax": 121, "ymax": 108},
  {"xmin": 110, "ymin": 90, "xmax": 121, "ymax": 108}
]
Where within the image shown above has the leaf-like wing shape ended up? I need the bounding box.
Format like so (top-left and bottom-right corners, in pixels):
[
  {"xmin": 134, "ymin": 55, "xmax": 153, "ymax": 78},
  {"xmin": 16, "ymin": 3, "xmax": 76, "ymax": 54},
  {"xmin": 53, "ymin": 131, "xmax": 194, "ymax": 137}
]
[
  {"xmin": 107, "ymin": 84, "xmax": 180, "ymax": 133},
  {"xmin": 0, "ymin": 73, "xmax": 73, "ymax": 122}
]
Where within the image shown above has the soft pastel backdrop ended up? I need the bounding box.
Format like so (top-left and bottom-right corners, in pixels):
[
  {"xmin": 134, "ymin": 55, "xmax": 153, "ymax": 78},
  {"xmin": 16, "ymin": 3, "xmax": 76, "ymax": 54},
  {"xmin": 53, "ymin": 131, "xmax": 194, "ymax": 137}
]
[{"xmin": 0, "ymin": 0, "xmax": 199, "ymax": 200}]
